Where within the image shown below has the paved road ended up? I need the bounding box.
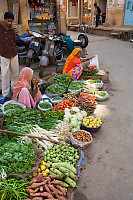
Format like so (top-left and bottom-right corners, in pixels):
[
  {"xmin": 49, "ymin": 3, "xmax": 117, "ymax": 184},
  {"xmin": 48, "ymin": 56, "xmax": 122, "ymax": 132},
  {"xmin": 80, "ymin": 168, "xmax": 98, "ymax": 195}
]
[{"xmin": 67, "ymin": 31, "xmax": 133, "ymax": 200}]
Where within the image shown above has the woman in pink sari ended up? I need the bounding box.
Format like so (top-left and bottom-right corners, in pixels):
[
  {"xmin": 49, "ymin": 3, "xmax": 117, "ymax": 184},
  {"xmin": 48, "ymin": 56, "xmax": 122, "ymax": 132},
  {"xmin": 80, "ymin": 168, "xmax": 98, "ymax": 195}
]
[{"xmin": 12, "ymin": 67, "xmax": 42, "ymax": 108}]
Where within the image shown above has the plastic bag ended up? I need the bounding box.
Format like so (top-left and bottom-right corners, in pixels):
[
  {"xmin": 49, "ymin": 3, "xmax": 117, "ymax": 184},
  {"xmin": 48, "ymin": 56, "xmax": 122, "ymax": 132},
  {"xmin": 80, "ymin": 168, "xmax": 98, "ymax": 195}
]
[
  {"xmin": 88, "ymin": 55, "xmax": 99, "ymax": 70},
  {"xmin": 95, "ymin": 91, "xmax": 109, "ymax": 101},
  {"xmin": 70, "ymin": 131, "xmax": 93, "ymax": 148}
]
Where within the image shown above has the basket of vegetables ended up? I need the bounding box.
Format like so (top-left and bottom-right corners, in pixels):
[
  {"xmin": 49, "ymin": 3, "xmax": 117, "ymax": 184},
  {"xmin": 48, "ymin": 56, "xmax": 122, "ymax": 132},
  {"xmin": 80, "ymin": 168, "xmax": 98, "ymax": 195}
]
[
  {"xmin": 95, "ymin": 91, "xmax": 109, "ymax": 101},
  {"xmin": 51, "ymin": 96, "xmax": 63, "ymax": 105},
  {"xmin": 38, "ymin": 97, "xmax": 51, "ymax": 104},
  {"xmin": 38, "ymin": 102, "xmax": 52, "ymax": 112},
  {"xmin": 81, "ymin": 116, "xmax": 102, "ymax": 133},
  {"xmin": 70, "ymin": 130, "xmax": 93, "ymax": 149},
  {"xmin": 87, "ymin": 79, "xmax": 104, "ymax": 89},
  {"xmin": 45, "ymin": 84, "xmax": 66, "ymax": 98},
  {"xmin": 68, "ymin": 80, "xmax": 83, "ymax": 94}
]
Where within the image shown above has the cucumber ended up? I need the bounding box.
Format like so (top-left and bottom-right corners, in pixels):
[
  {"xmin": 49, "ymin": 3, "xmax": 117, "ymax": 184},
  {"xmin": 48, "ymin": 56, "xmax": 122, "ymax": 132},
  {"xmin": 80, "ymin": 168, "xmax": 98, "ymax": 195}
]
[
  {"xmin": 50, "ymin": 168, "xmax": 62, "ymax": 175},
  {"xmin": 64, "ymin": 177, "xmax": 76, "ymax": 187},
  {"xmin": 59, "ymin": 166, "xmax": 78, "ymax": 181},
  {"xmin": 49, "ymin": 171, "xmax": 69, "ymax": 187},
  {"xmin": 52, "ymin": 162, "xmax": 77, "ymax": 174}
]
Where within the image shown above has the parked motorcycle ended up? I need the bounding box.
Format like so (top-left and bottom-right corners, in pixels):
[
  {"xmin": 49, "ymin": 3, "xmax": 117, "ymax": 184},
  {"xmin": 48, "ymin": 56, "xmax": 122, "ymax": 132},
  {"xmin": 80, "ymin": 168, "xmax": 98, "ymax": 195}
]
[
  {"xmin": 16, "ymin": 30, "xmax": 89, "ymax": 77},
  {"xmin": 16, "ymin": 33, "xmax": 33, "ymax": 59}
]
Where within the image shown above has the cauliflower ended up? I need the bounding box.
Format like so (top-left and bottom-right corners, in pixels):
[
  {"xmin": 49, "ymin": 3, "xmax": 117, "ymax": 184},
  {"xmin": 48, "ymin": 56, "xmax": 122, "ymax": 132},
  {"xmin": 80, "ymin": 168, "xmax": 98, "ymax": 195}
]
[
  {"xmin": 64, "ymin": 108, "xmax": 70, "ymax": 113},
  {"xmin": 76, "ymin": 113, "xmax": 83, "ymax": 121},
  {"xmin": 81, "ymin": 111, "xmax": 87, "ymax": 118},
  {"xmin": 64, "ymin": 112, "xmax": 72, "ymax": 119},
  {"xmin": 71, "ymin": 114, "xmax": 79, "ymax": 120},
  {"xmin": 71, "ymin": 107, "xmax": 80, "ymax": 113}
]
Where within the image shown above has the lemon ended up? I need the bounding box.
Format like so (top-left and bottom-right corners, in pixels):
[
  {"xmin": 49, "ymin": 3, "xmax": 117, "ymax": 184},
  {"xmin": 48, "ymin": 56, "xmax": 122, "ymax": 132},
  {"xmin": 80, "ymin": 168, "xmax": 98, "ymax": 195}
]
[
  {"xmin": 38, "ymin": 168, "xmax": 41, "ymax": 173},
  {"xmin": 46, "ymin": 163, "xmax": 50, "ymax": 168},
  {"xmin": 100, "ymin": 121, "xmax": 102, "ymax": 125},
  {"xmin": 97, "ymin": 124, "xmax": 100, "ymax": 127},
  {"xmin": 41, "ymin": 160, "xmax": 46, "ymax": 165},
  {"xmin": 41, "ymin": 165, "xmax": 46, "ymax": 171},
  {"xmin": 45, "ymin": 169, "xmax": 50, "ymax": 174},
  {"xmin": 43, "ymin": 172, "xmax": 48, "ymax": 177},
  {"xmin": 33, "ymin": 173, "xmax": 37, "ymax": 177}
]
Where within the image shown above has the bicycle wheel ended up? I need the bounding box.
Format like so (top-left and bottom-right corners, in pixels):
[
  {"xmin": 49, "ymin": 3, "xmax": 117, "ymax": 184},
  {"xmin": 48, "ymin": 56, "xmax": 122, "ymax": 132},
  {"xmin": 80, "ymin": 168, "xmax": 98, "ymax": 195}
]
[{"xmin": 87, "ymin": 23, "xmax": 93, "ymax": 34}]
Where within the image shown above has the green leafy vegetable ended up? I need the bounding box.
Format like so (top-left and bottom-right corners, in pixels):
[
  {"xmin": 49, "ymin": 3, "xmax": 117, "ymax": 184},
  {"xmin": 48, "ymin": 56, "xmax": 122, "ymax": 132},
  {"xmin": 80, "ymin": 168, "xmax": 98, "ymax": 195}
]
[
  {"xmin": 46, "ymin": 84, "xmax": 66, "ymax": 94},
  {"xmin": 0, "ymin": 138, "xmax": 35, "ymax": 174},
  {"xmin": 39, "ymin": 102, "xmax": 52, "ymax": 109}
]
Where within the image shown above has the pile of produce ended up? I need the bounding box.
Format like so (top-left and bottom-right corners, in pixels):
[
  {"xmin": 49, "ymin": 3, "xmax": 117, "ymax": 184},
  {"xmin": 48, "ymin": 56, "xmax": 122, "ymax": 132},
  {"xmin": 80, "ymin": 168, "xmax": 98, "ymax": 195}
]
[
  {"xmin": 68, "ymin": 80, "xmax": 83, "ymax": 91},
  {"xmin": 43, "ymin": 143, "xmax": 79, "ymax": 166},
  {"xmin": 78, "ymin": 103, "xmax": 94, "ymax": 115},
  {"xmin": 72, "ymin": 130, "xmax": 92, "ymax": 143},
  {"xmin": 50, "ymin": 162, "xmax": 78, "ymax": 187},
  {"xmin": 25, "ymin": 173, "xmax": 67, "ymax": 199},
  {"xmin": 0, "ymin": 178, "xmax": 30, "ymax": 200},
  {"xmin": 78, "ymin": 92, "xmax": 96, "ymax": 109},
  {"xmin": 37, "ymin": 160, "xmax": 50, "ymax": 177},
  {"xmin": 52, "ymin": 97, "xmax": 62, "ymax": 101},
  {"xmin": 52, "ymin": 74, "xmax": 73, "ymax": 89},
  {"xmin": 46, "ymin": 83, "xmax": 66, "ymax": 95},
  {"xmin": 38, "ymin": 102, "xmax": 52, "ymax": 110},
  {"xmin": 63, "ymin": 107, "xmax": 87, "ymax": 131},
  {"xmin": 39, "ymin": 119, "xmax": 59, "ymax": 131},
  {"xmin": 4, "ymin": 104, "xmax": 24, "ymax": 112},
  {"xmin": 95, "ymin": 91, "xmax": 109, "ymax": 101},
  {"xmin": 0, "ymin": 138, "xmax": 35, "ymax": 174},
  {"xmin": 53, "ymin": 121, "xmax": 72, "ymax": 142},
  {"xmin": 52, "ymin": 100, "xmax": 77, "ymax": 111},
  {"xmin": 83, "ymin": 66, "xmax": 99, "ymax": 76},
  {"xmin": 44, "ymin": 110, "xmax": 64, "ymax": 120},
  {"xmin": 82, "ymin": 116, "xmax": 102, "ymax": 128},
  {"xmin": 30, "ymin": 126, "xmax": 61, "ymax": 150},
  {"xmin": 4, "ymin": 108, "xmax": 43, "ymax": 128},
  {"xmin": 63, "ymin": 92, "xmax": 78, "ymax": 103}
]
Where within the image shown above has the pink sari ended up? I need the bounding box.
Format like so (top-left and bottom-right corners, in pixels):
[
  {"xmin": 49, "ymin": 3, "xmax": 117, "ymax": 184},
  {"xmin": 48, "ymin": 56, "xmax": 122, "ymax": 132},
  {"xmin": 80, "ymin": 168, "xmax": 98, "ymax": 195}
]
[{"xmin": 12, "ymin": 67, "xmax": 42, "ymax": 108}]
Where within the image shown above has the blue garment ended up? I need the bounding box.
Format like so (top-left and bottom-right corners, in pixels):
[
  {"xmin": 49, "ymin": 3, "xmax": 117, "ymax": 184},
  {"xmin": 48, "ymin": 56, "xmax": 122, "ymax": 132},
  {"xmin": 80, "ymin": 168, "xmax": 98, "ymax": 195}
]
[{"xmin": 62, "ymin": 36, "xmax": 75, "ymax": 54}]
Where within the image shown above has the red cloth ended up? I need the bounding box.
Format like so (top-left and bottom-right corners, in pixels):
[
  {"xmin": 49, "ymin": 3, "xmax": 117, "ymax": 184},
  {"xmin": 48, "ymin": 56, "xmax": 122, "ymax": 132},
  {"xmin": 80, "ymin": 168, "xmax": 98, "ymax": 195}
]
[
  {"xmin": 0, "ymin": 22, "xmax": 18, "ymax": 59},
  {"xmin": 65, "ymin": 56, "xmax": 81, "ymax": 74}
]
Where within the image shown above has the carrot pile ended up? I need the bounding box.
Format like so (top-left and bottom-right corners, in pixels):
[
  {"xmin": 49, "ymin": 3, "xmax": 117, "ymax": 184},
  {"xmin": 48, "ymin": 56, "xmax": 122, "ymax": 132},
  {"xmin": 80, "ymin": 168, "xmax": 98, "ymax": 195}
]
[{"xmin": 25, "ymin": 173, "xmax": 67, "ymax": 200}]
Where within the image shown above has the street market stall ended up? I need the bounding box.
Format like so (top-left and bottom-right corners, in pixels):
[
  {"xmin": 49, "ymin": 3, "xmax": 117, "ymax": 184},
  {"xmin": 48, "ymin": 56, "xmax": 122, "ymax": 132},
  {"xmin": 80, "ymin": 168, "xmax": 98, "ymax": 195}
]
[{"xmin": 0, "ymin": 67, "xmax": 109, "ymax": 200}]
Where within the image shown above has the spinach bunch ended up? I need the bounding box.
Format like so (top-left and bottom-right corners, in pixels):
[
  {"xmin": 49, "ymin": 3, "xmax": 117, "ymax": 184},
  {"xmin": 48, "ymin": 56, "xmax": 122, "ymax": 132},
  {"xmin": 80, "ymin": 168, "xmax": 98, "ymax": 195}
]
[
  {"xmin": 0, "ymin": 138, "xmax": 35, "ymax": 174},
  {"xmin": 4, "ymin": 108, "xmax": 43, "ymax": 127},
  {"xmin": 46, "ymin": 84, "xmax": 66, "ymax": 94},
  {"xmin": 45, "ymin": 110, "xmax": 64, "ymax": 120},
  {"xmin": 52, "ymin": 74, "xmax": 73, "ymax": 89}
]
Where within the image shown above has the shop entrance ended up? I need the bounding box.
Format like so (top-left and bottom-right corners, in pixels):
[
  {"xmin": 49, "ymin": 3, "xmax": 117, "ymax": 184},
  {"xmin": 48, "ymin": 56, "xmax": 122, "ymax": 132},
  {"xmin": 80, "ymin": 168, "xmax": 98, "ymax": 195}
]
[
  {"xmin": 95, "ymin": 0, "xmax": 107, "ymax": 25},
  {"xmin": 27, "ymin": 0, "xmax": 58, "ymax": 34}
]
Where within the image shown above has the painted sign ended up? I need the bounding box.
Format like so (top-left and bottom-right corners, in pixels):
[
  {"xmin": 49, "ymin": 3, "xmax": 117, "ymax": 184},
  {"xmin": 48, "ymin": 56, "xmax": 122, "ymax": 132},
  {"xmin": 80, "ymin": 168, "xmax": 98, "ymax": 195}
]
[
  {"xmin": 60, "ymin": 0, "xmax": 66, "ymax": 12},
  {"xmin": 107, "ymin": 0, "xmax": 124, "ymax": 8}
]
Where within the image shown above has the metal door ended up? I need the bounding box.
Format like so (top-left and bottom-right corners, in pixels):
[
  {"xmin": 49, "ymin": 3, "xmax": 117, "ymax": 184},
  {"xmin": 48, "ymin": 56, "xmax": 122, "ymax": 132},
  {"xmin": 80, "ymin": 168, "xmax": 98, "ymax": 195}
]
[{"xmin": 124, "ymin": 0, "xmax": 133, "ymax": 26}]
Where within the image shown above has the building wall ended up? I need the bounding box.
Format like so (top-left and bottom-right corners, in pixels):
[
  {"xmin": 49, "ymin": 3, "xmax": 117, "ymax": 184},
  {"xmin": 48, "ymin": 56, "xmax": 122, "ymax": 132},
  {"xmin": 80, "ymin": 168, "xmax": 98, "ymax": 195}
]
[
  {"xmin": 106, "ymin": 0, "xmax": 125, "ymax": 26},
  {"xmin": 0, "ymin": 0, "xmax": 8, "ymax": 20}
]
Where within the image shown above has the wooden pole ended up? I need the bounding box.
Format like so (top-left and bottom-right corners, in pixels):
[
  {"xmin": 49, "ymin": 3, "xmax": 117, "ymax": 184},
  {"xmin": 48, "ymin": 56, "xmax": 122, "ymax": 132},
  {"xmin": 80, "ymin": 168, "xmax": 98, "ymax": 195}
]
[{"xmin": 0, "ymin": 129, "xmax": 63, "ymax": 145}]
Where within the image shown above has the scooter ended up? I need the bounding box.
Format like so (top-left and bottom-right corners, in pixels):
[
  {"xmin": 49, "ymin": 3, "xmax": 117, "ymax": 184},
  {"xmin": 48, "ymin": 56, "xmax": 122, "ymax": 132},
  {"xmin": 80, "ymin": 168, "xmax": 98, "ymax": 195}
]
[
  {"xmin": 16, "ymin": 33, "xmax": 33, "ymax": 59},
  {"xmin": 25, "ymin": 30, "xmax": 46, "ymax": 67}
]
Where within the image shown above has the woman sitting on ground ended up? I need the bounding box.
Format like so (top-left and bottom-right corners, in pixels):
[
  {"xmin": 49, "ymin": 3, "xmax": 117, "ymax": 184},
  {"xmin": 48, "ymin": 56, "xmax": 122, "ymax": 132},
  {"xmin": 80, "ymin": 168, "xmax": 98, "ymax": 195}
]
[
  {"xmin": 62, "ymin": 48, "xmax": 94, "ymax": 80},
  {"xmin": 12, "ymin": 67, "xmax": 42, "ymax": 108}
]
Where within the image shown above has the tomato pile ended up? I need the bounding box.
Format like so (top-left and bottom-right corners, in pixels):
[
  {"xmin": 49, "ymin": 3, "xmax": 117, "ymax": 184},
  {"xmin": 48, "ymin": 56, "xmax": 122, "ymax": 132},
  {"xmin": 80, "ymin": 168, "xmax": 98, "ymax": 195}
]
[{"xmin": 52, "ymin": 100, "xmax": 77, "ymax": 111}]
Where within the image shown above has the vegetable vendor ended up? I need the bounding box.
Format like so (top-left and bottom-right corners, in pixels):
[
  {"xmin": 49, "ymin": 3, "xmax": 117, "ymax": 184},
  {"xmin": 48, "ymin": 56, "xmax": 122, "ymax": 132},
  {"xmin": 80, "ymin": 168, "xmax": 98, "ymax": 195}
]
[
  {"xmin": 62, "ymin": 48, "xmax": 94, "ymax": 80},
  {"xmin": 12, "ymin": 67, "xmax": 42, "ymax": 108}
]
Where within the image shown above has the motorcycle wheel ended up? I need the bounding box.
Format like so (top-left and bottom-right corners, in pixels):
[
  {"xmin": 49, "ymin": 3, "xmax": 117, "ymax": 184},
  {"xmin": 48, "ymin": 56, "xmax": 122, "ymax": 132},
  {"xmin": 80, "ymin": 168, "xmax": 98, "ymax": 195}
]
[
  {"xmin": 39, "ymin": 66, "xmax": 45, "ymax": 78},
  {"xmin": 57, "ymin": 32, "xmax": 66, "ymax": 39},
  {"xmin": 78, "ymin": 33, "xmax": 89, "ymax": 48},
  {"xmin": 25, "ymin": 58, "xmax": 31, "ymax": 67}
]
